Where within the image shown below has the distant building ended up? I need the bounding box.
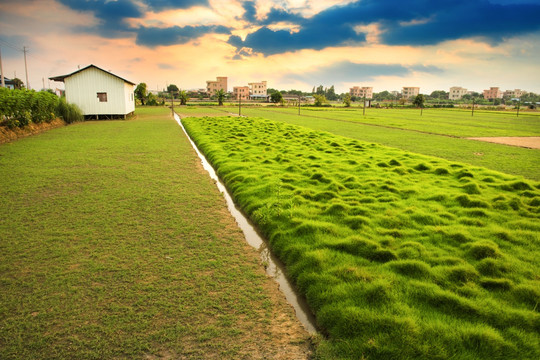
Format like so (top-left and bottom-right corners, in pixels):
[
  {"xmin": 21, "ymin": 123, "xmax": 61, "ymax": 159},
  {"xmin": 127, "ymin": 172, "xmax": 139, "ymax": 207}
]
[
  {"xmin": 504, "ymin": 89, "xmax": 525, "ymax": 99},
  {"xmin": 233, "ymin": 86, "xmax": 250, "ymax": 100},
  {"xmin": 402, "ymin": 87, "xmax": 420, "ymax": 99},
  {"xmin": 350, "ymin": 86, "xmax": 373, "ymax": 99},
  {"xmin": 248, "ymin": 81, "xmax": 267, "ymax": 99},
  {"xmin": 449, "ymin": 86, "xmax": 468, "ymax": 100},
  {"xmin": 49, "ymin": 64, "xmax": 135, "ymax": 119},
  {"xmin": 391, "ymin": 91, "xmax": 400, "ymax": 98},
  {"xmin": 483, "ymin": 87, "xmax": 503, "ymax": 100},
  {"xmin": 206, "ymin": 76, "xmax": 227, "ymax": 96},
  {"xmin": 0, "ymin": 76, "xmax": 16, "ymax": 89}
]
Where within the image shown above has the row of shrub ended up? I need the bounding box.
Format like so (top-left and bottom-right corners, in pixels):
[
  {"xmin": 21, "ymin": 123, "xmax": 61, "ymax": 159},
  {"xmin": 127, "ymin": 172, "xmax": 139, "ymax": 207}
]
[{"xmin": 0, "ymin": 88, "xmax": 83, "ymax": 128}]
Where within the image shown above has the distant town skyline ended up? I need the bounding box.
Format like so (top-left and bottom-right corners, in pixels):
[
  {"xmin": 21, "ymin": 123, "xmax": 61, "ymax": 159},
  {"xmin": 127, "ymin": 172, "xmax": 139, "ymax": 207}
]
[{"xmin": 1, "ymin": 0, "xmax": 540, "ymax": 94}]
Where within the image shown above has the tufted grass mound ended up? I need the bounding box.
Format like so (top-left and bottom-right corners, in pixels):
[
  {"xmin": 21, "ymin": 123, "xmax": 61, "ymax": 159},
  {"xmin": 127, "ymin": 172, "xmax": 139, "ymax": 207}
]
[{"xmin": 183, "ymin": 116, "xmax": 540, "ymax": 360}]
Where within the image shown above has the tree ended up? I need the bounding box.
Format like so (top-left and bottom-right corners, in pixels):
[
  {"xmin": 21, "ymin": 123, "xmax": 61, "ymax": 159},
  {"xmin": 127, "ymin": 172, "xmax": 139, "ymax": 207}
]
[
  {"xmin": 270, "ymin": 91, "xmax": 283, "ymax": 104},
  {"xmin": 326, "ymin": 85, "xmax": 337, "ymax": 101},
  {"xmin": 313, "ymin": 94, "xmax": 327, "ymax": 107},
  {"xmin": 413, "ymin": 94, "xmax": 425, "ymax": 108},
  {"xmin": 147, "ymin": 93, "xmax": 158, "ymax": 106},
  {"xmin": 167, "ymin": 84, "xmax": 179, "ymax": 98},
  {"xmin": 11, "ymin": 77, "xmax": 24, "ymax": 90},
  {"xmin": 216, "ymin": 89, "xmax": 226, "ymax": 106},
  {"xmin": 135, "ymin": 83, "xmax": 147, "ymax": 105},
  {"xmin": 343, "ymin": 93, "xmax": 351, "ymax": 107},
  {"xmin": 429, "ymin": 90, "xmax": 448, "ymax": 100},
  {"xmin": 267, "ymin": 88, "xmax": 278, "ymax": 95},
  {"xmin": 316, "ymin": 85, "xmax": 324, "ymax": 95},
  {"xmin": 178, "ymin": 90, "xmax": 189, "ymax": 105}
]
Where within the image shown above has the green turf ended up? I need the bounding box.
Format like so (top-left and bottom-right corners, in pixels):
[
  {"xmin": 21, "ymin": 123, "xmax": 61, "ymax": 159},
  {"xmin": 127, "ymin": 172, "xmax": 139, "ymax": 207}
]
[
  {"xmin": 0, "ymin": 107, "xmax": 309, "ymax": 359},
  {"xmin": 183, "ymin": 115, "xmax": 540, "ymax": 360},
  {"xmin": 226, "ymin": 106, "xmax": 540, "ymax": 181}
]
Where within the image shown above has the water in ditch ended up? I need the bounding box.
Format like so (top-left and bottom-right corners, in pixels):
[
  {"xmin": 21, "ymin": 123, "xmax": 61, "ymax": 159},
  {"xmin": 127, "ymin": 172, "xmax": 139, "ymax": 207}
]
[{"xmin": 174, "ymin": 113, "xmax": 317, "ymax": 334}]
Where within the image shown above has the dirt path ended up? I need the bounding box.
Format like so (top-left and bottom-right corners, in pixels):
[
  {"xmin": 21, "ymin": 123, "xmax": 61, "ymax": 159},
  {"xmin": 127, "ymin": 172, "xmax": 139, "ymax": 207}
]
[{"xmin": 467, "ymin": 136, "xmax": 540, "ymax": 149}]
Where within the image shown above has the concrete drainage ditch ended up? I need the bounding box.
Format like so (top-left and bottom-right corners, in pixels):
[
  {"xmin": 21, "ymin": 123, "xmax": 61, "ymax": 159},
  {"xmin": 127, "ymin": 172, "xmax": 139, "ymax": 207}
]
[{"xmin": 174, "ymin": 113, "xmax": 317, "ymax": 334}]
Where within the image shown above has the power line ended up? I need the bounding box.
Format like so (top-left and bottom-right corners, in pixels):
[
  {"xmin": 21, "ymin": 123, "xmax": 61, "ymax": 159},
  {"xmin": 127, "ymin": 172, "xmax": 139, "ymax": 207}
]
[{"xmin": 0, "ymin": 38, "xmax": 23, "ymax": 52}]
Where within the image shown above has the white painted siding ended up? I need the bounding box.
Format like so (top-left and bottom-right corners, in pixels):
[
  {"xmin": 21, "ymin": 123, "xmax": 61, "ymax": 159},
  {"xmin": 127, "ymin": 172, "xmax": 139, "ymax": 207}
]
[
  {"xmin": 64, "ymin": 67, "xmax": 133, "ymax": 116},
  {"xmin": 124, "ymin": 82, "xmax": 135, "ymax": 114}
]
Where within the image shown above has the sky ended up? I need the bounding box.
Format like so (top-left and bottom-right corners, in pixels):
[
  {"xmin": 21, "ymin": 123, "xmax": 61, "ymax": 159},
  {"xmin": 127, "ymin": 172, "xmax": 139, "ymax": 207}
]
[{"xmin": 1, "ymin": 0, "xmax": 540, "ymax": 94}]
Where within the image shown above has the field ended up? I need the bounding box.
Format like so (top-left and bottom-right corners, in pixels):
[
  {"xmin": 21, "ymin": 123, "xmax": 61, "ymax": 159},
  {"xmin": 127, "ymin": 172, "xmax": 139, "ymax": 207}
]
[
  {"xmin": 190, "ymin": 106, "xmax": 540, "ymax": 181},
  {"xmin": 0, "ymin": 107, "xmax": 311, "ymax": 359},
  {"xmin": 182, "ymin": 115, "xmax": 540, "ymax": 359}
]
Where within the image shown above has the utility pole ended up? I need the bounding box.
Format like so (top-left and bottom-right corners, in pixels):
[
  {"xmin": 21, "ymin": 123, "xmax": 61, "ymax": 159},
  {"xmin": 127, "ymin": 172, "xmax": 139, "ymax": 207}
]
[
  {"xmin": 238, "ymin": 95, "xmax": 241, "ymax": 116},
  {"xmin": 23, "ymin": 46, "xmax": 30, "ymax": 90},
  {"xmin": 516, "ymin": 100, "xmax": 520, "ymax": 117},
  {"xmin": 298, "ymin": 95, "xmax": 301, "ymax": 115},
  {"xmin": 471, "ymin": 98, "xmax": 475, "ymax": 117},
  {"xmin": 0, "ymin": 47, "xmax": 5, "ymax": 88},
  {"xmin": 170, "ymin": 90, "xmax": 174, "ymax": 115},
  {"xmin": 363, "ymin": 95, "xmax": 366, "ymax": 116}
]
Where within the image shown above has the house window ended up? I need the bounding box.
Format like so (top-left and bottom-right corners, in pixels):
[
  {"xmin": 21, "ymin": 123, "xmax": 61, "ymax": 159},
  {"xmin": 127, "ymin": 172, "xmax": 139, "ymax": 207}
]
[
  {"xmin": 97, "ymin": 92, "xmax": 108, "ymax": 102},
  {"xmin": 131, "ymin": 93, "xmax": 134, "ymax": 101}
]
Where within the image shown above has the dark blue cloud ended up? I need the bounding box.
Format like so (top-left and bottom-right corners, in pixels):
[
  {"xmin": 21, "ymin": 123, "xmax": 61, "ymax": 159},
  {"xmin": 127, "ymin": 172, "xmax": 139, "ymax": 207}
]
[
  {"xmin": 287, "ymin": 62, "xmax": 419, "ymax": 85},
  {"xmin": 136, "ymin": 25, "xmax": 230, "ymax": 47},
  {"xmin": 230, "ymin": 0, "xmax": 540, "ymax": 55},
  {"xmin": 58, "ymin": 0, "xmax": 224, "ymax": 46},
  {"xmin": 242, "ymin": 1, "xmax": 257, "ymax": 22},
  {"xmin": 58, "ymin": 0, "xmax": 141, "ymax": 35},
  {"xmin": 239, "ymin": 1, "xmax": 304, "ymax": 25},
  {"xmin": 144, "ymin": 0, "xmax": 209, "ymax": 11}
]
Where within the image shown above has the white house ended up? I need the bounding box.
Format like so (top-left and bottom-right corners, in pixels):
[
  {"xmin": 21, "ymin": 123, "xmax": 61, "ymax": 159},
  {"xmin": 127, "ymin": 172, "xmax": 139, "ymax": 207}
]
[{"xmin": 49, "ymin": 64, "xmax": 135, "ymax": 119}]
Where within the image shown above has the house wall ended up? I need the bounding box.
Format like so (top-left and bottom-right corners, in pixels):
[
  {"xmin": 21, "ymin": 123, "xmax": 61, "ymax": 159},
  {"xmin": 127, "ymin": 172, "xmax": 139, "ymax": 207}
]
[
  {"xmin": 233, "ymin": 86, "xmax": 250, "ymax": 100},
  {"xmin": 449, "ymin": 86, "xmax": 468, "ymax": 100},
  {"xmin": 206, "ymin": 77, "xmax": 228, "ymax": 96},
  {"xmin": 248, "ymin": 81, "xmax": 267, "ymax": 96},
  {"xmin": 350, "ymin": 86, "xmax": 373, "ymax": 98},
  {"xmin": 65, "ymin": 67, "xmax": 133, "ymax": 115},
  {"xmin": 402, "ymin": 87, "xmax": 420, "ymax": 99}
]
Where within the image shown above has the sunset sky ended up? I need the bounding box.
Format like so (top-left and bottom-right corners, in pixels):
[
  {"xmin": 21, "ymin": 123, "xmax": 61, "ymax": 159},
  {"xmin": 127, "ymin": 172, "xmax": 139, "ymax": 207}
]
[{"xmin": 1, "ymin": 0, "xmax": 540, "ymax": 94}]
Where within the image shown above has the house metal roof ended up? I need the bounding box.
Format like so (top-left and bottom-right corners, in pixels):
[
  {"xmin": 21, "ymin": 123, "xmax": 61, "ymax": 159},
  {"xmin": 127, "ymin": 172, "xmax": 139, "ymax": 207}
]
[{"xmin": 49, "ymin": 64, "xmax": 136, "ymax": 85}]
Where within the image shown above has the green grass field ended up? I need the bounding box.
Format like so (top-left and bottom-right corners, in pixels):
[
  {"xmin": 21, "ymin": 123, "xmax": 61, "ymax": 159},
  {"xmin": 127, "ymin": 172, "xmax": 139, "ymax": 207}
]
[
  {"xmin": 0, "ymin": 107, "xmax": 311, "ymax": 359},
  {"xmin": 212, "ymin": 106, "xmax": 540, "ymax": 181},
  {"xmin": 183, "ymin": 115, "xmax": 540, "ymax": 360}
]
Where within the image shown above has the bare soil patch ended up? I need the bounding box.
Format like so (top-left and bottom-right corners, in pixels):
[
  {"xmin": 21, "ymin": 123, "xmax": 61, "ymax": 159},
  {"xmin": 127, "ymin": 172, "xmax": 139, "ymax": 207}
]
[
  {"xmin": 467, "ymin": 136, "xmax": 540, "ymax": 149},
  {"xmin": 0, "ymin": 118, "xmax": 66, "ymax": 144}
]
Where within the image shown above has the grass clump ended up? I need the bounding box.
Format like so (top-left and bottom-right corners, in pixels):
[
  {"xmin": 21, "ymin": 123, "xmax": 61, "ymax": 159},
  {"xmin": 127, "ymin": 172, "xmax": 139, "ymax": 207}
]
[
  {"xmin": 182, "ymin": 115, "xmax": 540, "ymax": 360},
  {"xmin": 468, "ymin": 241, "xmax": 502, "ymax": 260}
]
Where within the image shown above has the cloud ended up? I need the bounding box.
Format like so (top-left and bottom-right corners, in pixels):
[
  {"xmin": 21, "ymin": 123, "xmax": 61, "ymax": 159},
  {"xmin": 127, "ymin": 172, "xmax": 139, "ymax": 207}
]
[
  {"xmin": 144, "ymin": 0, "xmax": 209, "ymax": 11},
  {"xmin": 229, "ymin": 0, "xmax": 540, "ymax": 55},
  {"xmin": 286, "ymin": 61, "xmax": 443, "ymax": 86},
  {"xmin": 58, "ymin": 0, "xmax": 141, "ymax": 35},
  {"xmin": 158, "ymin": 63, "xmax": 176, "ymax": 69},
  {"xmin": 241, "ymin": 1, "xmax": 257, "ymax": 22},
  {"xmin": 136, "ymin": 25, "xmax": 231, "ymax": 47}
]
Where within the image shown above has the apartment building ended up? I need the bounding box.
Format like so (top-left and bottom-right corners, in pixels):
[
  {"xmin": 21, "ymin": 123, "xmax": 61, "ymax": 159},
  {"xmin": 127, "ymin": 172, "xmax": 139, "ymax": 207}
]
[
  {"xmin": 349, "ymin": 86, "xmax": 373, "ymax": 99},
  {"xmin": 483, "ymin": 87, "xmax": 503, "ymax": 100},
  {"xmin": 449, "ymin": 86, "xmax": 468, "ymax": 100},
  {"xmin": 206, "ymin": 76, "xmax": 227, "ymax": 96},
  {"xmin": 248, "ymin": 81, "xmax": 267, "ymax": 97},
  {"xmin": 233, "ymin": 86, "xmax": 250, "ymax": 100},
  {"xmin": 504, "ymin": 89, "xmax": 525, "ymax": 99},
  {"xmin": 402, "ymin": 87, "xmax": 420, "ymax": 99}
]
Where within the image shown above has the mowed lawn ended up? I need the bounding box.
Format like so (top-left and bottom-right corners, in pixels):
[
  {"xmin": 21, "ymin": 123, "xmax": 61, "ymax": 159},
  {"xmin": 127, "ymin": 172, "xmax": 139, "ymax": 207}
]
[
  {"xmin": 0, "ymin": 107, "xmax": 311, "ymax": 359},
  {"xmin": 231, "ymin": 106, "xmax": 540, "ymax": 181}
]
